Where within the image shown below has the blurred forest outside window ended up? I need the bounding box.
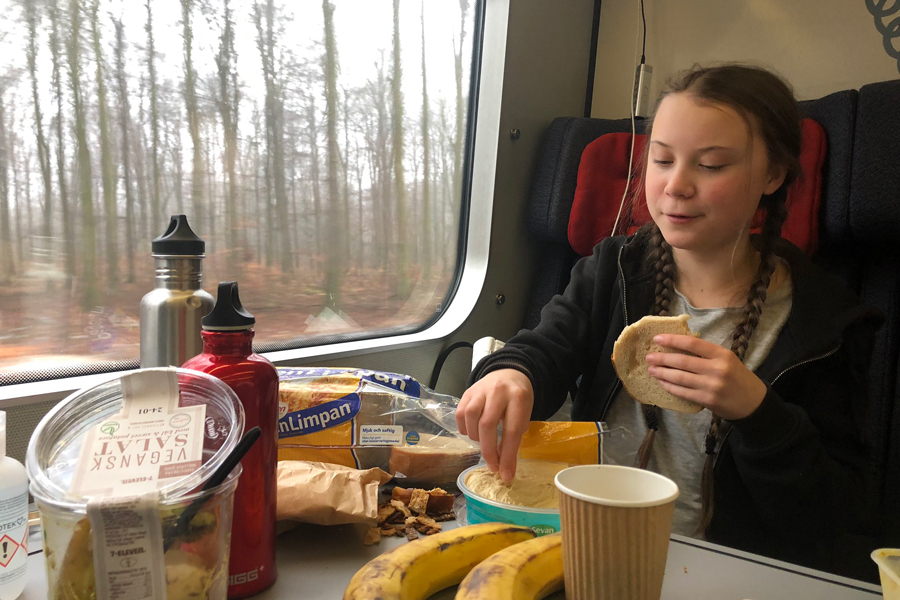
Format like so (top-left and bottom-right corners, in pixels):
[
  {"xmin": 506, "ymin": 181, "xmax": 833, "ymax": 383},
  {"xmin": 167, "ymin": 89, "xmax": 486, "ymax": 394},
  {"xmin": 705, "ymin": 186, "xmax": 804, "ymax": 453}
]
[{"xmin": 0, "ymin": 0, "xmax": 477, "ymax": 381}]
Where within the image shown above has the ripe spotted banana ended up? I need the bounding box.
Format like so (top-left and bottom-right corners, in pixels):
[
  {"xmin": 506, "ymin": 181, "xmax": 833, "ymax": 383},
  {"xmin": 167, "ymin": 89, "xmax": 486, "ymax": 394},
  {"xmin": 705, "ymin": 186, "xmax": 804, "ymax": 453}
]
[
  {"xmin": 342, "ymin": 523, "xmax": 536, "ymax": 600},
  {"xmin": 455, "ymin": 533, "xmax": 563, "ymax": 600}
]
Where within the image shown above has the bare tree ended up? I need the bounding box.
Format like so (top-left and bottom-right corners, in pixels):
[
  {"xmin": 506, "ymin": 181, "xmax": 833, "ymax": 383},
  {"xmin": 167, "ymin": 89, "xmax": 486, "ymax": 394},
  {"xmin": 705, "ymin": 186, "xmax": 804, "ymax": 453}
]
[
  {"xmin": 0, "ymin": 87, "xmax": 13, "ymax": 282},
  {"xmin": 134, "ymin": 75, "xmax": 151, "ymax": 244},
  {"xmin": 254, "ymin": 0, "xmax": 292, "ymax": 275},
  {"xmin": 50, "ymin": 0, "xmax": 75, "ymax": 279},
  {"xmin": 10, "ymin": 118, "xmax": 23, "ymax": 267},
  {"xmin": 213, "ymin": 0, "xmax": 240, "ymax": 255},
  {"xmin": 340, "ymin": 87, "xmax": 350, "ymax": 263},
  {"xmin": 112, "ymin": 17, "xmax": 136, "ymax": 282},
  {"xmin": 359, "ymin": 61, "xmax": 391, "ymax": 270},
  {"xmin": 345, "ymin": 87, "xmax": 367, "ymax": 262},
  {"xmin": 453, "ymin": 0, "xmax": 469, "ymax": 212},
  {"xmin": 203, "ymin": 112, "xmax": 217, "ymax": 250},
  {"xmin": 322, "ymin": 0, "xmax": 342, "ymax": 307},
  {"xmin": 353, "ymin": 124, "xmax": 365, "ymax": 262},
  {"xmin": 166, "ymin": 100, "xmax": 184, "ymax": 215},
  {"xmin": 250, "ymin": 104, "xmax": 263, "ymax": 263},
  {"xmin": 305, "ymin": 92, "xmax": 322, "ymax": 258},
  {"xmin": 363, "ymin": 105, "xmax": 378, "ymax": 265},
  {"xmin": 420, "ymin": 0, "xmax": 432, "ymax": 278},
  {"xmin": 252, "ymin": 102, "xmax": 272, "ymax": 266},
  {"xmin": 409, "ymin": 123, "xmax": 420, "ymax": 263},
  {"xmin": 23, "ymin": 0, "xmax": 54, "ymax": 245},
  {"xmin": 391, "ymin": 0, "xmax": 410, "ymax": 296},
  {"xmin": 154, "ymin": 88, "xmax": 181, "ymax": 221},
  {"xmin": 68, "ymin": 0, "xmax": 98, "ymax": 307},
  {"xmin": 145, "ymin": 0, "xmax": 161, "ymax": 233},
  {"xmin": 372, "ymin": 54, "xmax": 391, "ymax": 269},
  {"xmin": 182, "ymin": 0, "xmax": 205, "ymax": 237},
  {"xmin": 24, "ymin": 137, "xmax": 33, "ymax": 264},
  {"xmin": 439, "ymin": 98, "xmax": 451, "ymax": 269},
  {"xmin": 16, "ymin": 105, "xmax": 36, "ymax": 268},
  {"xmin": 91, "ymin": 0, "xmax": 118, "ymax": 288},
  {"xmin": 284, "ymin": 109, "xmax": 298, "ymax": 265}
]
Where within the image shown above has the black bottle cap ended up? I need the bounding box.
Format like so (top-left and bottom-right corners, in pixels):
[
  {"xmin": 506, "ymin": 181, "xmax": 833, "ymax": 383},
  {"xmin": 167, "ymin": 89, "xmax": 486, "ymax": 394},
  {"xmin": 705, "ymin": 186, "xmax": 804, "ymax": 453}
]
[
  {"xmin": 202, "ymin": 282, "xmax": 256, "ymax": 331},
  {"xmin": 152, "ymin": 215, "xmax": 205, "ymax": 256}
]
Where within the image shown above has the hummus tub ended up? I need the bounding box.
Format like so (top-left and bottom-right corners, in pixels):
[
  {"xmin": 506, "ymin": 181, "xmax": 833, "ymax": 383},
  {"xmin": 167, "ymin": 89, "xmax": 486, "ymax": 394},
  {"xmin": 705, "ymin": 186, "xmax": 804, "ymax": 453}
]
[{"xmin": 457, "ymin": 463, "xmax": 562, "ymax": 536}]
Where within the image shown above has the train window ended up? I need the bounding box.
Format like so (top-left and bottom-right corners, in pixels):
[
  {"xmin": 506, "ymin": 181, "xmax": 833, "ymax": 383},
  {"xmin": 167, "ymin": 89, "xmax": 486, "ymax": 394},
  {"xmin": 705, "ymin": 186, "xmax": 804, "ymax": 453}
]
[{"xmin": 0, "ymin": 0, "xmax": 481, "ymax": 385}]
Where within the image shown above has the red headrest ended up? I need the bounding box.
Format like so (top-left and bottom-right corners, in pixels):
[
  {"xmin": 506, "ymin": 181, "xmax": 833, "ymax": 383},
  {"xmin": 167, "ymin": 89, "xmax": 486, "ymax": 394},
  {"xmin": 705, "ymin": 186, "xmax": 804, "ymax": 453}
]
[{"xmin": 568, "ymin": 118, "xmax": 827, "ymax": 257}]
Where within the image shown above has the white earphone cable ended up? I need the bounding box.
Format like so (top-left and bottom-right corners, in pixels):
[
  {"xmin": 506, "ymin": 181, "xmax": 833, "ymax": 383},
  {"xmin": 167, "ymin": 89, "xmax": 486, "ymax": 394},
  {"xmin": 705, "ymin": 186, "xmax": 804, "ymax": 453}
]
[{"xmin": 611, "ymin": 2, "xmax": 645, "ymax": 237}]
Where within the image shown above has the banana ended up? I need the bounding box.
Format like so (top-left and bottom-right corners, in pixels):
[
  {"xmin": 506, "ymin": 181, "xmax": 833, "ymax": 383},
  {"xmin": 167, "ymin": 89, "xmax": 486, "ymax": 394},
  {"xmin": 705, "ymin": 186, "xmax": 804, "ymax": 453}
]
[
  {"xmin": 455, "ymin": 533, "xmax": 563, "ymax": 600},
  {"xmin": 342, "ymin": 522, "xmax": 536, "ymax": 600}
]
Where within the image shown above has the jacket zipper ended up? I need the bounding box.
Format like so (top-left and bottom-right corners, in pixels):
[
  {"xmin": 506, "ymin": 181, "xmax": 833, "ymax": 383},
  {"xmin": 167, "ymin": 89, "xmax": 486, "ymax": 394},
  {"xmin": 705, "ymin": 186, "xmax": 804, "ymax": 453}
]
[
  {"xmin": 713, "ymin": 344, "xmax": 842, "ymax": 470},
  {"xmin": 601, "ymin": 245, "xmax": 629, "ymax": 419},
  {"xmin": 769, "ymin": 345, "xmax": 841, "ymax": 386}
]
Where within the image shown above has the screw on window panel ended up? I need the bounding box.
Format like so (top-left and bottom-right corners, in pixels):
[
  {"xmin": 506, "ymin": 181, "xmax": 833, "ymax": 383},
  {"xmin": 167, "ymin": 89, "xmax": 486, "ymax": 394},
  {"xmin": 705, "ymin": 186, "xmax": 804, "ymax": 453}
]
[
  {"xmin": 509, "ymin": 128, "xmax": 521, "ymax": 140},
  {"xmin": 495, "ymin": 294, "xmax": 506, "ymax": 306}
]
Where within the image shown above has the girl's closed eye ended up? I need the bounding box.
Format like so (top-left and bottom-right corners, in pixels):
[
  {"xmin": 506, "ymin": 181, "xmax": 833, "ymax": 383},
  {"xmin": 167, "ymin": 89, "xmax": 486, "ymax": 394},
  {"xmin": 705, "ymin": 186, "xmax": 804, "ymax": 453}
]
[{"xmin": 700, "ymin": 163, "xmax": 728, "ymax": 172}]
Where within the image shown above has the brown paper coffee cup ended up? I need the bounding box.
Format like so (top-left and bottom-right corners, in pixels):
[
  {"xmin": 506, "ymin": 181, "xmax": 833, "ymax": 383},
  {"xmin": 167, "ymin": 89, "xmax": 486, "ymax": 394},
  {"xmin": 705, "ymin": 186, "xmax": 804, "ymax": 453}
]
[{"xmin": 555, "ymin": 465, "xmax": 679, "ymax": 600}]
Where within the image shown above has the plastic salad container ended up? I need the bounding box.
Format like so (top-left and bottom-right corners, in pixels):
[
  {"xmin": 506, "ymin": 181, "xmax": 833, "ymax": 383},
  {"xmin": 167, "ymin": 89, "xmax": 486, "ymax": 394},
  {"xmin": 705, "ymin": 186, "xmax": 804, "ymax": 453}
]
[
  {"xmin": 39, "ymin": 465, "xmax": 242, "ymax": 600},
  {"xmin": 457, "ymin": 462, "xmax": 561, "ymax": 536},
  {"xmin": 27, "ymin": 368, "xmax": 246, "ymax": 600}
]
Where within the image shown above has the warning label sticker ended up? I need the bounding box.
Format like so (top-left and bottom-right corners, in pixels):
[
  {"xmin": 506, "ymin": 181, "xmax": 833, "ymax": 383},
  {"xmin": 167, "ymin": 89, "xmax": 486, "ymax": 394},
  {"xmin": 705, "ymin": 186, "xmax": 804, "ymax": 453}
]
[{"xmin": 0, "ymin": 534, "xmax": 19, "ymax": 568}]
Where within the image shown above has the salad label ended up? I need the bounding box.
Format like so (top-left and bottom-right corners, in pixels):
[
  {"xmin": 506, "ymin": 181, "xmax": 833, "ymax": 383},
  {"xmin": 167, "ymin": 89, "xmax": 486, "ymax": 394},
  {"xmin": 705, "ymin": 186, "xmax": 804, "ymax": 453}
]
[
  {"xmin": 87, "ymin": 493, "xmax": 167, "ymax": 600},
  {"xmin": 70, "ymin": 369, "xmax": 207, "ymax": 497}
]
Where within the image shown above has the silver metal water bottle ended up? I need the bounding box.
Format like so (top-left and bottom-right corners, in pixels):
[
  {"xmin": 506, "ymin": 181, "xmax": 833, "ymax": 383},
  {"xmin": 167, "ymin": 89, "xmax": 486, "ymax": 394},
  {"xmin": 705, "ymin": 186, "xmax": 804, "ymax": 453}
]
[{"xmin": 139, "ymin": 215, "xmax": 215, "ymax": 367}]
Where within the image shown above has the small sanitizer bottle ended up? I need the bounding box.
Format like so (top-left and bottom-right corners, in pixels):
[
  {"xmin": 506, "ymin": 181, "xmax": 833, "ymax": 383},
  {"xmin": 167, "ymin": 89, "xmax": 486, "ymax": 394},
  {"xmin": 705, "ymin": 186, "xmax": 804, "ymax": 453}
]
[{"xmin": 0, "ymin": 412, "xmax": 28, "ymax": 600}]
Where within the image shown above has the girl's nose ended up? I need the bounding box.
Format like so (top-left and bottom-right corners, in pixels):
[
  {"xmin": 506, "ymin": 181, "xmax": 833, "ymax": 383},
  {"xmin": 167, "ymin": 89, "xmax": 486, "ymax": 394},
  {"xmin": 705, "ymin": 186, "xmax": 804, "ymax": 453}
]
[{"xmin": 665, "ymin": 166, "xmax": 695, "ymax": 199}]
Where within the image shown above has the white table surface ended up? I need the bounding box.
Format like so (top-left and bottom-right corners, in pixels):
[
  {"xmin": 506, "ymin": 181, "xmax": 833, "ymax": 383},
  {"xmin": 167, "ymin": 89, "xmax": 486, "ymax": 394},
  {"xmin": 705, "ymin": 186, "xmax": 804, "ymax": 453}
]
[{"xmin": 20, "ymin": 519, "xmax": 883, "ymax": 599}]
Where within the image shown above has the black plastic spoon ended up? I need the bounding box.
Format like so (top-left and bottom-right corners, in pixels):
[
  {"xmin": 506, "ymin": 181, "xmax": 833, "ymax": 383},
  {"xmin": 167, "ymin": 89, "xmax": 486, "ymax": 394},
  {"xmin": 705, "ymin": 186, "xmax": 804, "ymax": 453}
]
[{"xmin": 163, "ymin": 426, "xmax": 261, "ymax": 551}]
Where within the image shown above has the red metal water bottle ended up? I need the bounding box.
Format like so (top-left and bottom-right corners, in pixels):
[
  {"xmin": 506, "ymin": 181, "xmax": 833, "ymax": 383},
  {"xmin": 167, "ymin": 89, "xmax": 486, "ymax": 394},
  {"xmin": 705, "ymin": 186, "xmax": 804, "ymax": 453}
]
[{"xmin": 183, "ymin": 281, "xmax": 278, "ymax": 598}]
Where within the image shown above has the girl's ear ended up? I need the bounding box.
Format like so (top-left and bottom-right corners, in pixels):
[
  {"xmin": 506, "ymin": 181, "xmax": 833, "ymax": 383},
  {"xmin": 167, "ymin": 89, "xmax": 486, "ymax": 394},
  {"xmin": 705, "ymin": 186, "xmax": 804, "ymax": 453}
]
[{"xmin": 763, "ymin": 164, "xmax": 788, "ymax": 195}]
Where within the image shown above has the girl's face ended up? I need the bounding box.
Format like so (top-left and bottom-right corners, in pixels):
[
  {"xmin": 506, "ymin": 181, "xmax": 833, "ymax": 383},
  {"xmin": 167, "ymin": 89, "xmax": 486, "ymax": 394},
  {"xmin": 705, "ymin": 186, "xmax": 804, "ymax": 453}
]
[{"xmin": 645, "ymin": 93, "xmax": 786, "ymax": 257}]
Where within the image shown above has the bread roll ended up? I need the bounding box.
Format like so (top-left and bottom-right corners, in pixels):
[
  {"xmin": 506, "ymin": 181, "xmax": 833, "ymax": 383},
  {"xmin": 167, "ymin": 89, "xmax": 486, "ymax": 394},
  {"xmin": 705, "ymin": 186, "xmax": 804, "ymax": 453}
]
[{"xmin": 611, "ymin": 314, "xmax": 703, "ymax": 414}]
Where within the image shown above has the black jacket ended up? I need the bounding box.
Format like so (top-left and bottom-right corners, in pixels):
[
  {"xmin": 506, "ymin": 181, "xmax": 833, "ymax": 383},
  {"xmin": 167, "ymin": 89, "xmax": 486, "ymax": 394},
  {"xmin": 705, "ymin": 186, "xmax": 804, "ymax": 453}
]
[{"xmin": 470, "ymin": 231, "xmax": 884, "ymax": 575}]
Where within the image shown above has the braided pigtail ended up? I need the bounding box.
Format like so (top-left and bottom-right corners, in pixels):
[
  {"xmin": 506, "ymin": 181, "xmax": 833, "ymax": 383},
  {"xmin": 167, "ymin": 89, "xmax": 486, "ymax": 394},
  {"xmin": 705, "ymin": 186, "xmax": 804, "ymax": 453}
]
[
  {"xmin": 696, "ymin": 191, "xmax": 789, "ymax": 534},
  {"xmin": 637, "ymin": 224, "xmax": 677, "ymax": 469},
  {"xmin": 651, "ymin": 224, "xmax": 677, "ymax": 317}
]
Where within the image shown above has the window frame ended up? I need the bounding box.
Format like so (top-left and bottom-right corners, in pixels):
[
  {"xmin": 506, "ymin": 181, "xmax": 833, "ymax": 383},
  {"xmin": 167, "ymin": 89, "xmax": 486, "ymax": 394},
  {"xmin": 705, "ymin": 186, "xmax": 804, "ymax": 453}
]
[{"xmin": 0, "ymin": 0, "xmax": 510, "ymax": 410}]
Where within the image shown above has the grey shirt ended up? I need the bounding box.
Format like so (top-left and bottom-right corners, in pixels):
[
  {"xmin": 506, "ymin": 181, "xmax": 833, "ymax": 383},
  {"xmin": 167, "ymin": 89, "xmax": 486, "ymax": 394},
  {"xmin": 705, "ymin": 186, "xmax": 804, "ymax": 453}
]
[{"xmin": 604, "ymin": 272, "xmax": 793, "ymax": 538}]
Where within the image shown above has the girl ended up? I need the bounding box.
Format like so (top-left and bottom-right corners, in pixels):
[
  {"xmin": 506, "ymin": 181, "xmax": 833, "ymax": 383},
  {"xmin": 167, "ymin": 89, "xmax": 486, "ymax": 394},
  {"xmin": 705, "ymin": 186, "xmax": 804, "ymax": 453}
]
[{"xmin": 456, "ymin": 64, "xmax": 883, "ymax": 573}]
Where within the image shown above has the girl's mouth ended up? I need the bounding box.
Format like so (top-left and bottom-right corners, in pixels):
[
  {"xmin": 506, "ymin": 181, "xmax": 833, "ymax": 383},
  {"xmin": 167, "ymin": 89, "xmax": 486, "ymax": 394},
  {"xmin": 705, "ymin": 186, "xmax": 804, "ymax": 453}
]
[{"xmin": 665, "ymin": 214, "xmax": 699, "ymax": 224}]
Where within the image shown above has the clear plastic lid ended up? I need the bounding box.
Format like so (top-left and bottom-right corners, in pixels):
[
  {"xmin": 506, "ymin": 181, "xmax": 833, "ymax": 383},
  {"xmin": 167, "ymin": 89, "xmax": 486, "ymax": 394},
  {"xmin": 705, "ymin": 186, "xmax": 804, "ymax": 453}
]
[{"xmin": 27, "ymin": 367, "xmax": 245, "ymax": 507}]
